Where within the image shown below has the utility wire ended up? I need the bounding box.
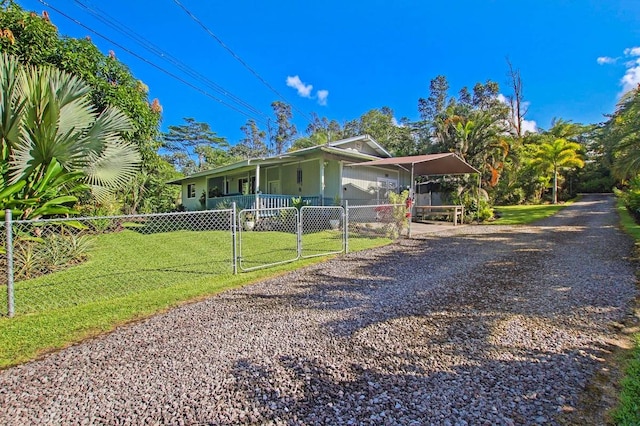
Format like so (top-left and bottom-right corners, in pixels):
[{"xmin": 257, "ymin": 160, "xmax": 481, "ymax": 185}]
[
  {"xmin": 72, "ymin": 0, "xmax": 271, "ymax": 122},
  {"xmin": 35, "ymin": 0, "xmax": 269, "ymax": 126},
  {"xmin": 172, "ymin": 0, "xmax": 313, "ymax": 124}
]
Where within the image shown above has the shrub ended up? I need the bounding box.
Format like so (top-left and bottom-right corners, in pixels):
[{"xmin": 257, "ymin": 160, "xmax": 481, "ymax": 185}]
[
  {"xmin": 385, "ymin": 190, "xmax": 410, "ymax": 238},
  {"xmin": 617, "ymin": 178, "xmax": 640, "ymax": 222}
]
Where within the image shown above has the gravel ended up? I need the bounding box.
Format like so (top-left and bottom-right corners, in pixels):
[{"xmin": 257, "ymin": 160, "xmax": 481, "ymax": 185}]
[{"xmin": 0, "ymin": 193, "xmax": 637, "ymax": 425}]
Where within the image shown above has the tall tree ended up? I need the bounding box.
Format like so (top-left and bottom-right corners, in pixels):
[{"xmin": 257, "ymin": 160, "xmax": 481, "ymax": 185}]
[
  {"xmin": 531, "ymin": 137, "xmax": 585, "ymax": 204},
  {"xmin": 418, "ymin": 75, "xmax": 449, "ymax": 123},
  {"xmin": 426, "ymin": 80, "xmax": 510, "ymax": 188},
  {"xmin": 230, "ymin": 118, "xmax": 269, "ymax": 158},
  {"xmin": 505, "ymin": 58, "xmax": 527, "ymax": 139},
  {"xmin": 341, "ymin": 107, "xmax": 418, "ymax": 156},
  {"xmin": 605, "ymin": 86, "xmax": 640, "ymax": 179},
  {"xmin": 0, "ymin": 53, "xmax": 141, "ymax": 219},
  {"xmin": 305, "ymin": 112, "xmax": 343, "ymax": 142},
  {"xmin": 271, "ymin": 101, "xmax": 297, "ymax": 154},
  {"xmin": 162, "ymin": 117, "xmax": 230, "ymax": 174}
]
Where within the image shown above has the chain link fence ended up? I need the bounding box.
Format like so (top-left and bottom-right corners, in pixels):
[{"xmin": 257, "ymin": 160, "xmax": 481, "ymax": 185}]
[
  {"xmin": 300, "ymin": 206, "xmax": 344, "ymax": 258},
  {"xmin": 1, "ymin": 210, "xmax": 235, "ymax": 317},
  {"xmin": 346, "ymin": 204, "xmax": 409, "ymax": 252},
  {"xmin": 238, "ymin": 207, "xmax": 299, "ymax": 272},
  {"xmin": 1, "ymin": 203, "xmax": 410, "ymax": 317}
]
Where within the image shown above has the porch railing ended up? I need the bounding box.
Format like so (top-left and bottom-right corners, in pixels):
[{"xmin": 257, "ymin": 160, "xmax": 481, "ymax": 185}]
[{"xmin": 207, "ymin": 194, "xmax": 323, "ymax": 211}]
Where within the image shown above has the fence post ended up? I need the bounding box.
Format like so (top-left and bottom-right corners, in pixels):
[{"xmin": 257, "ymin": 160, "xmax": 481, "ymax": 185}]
[
  {"xmin": 297, "ymin": 208, "xmax": 302, "ymax": 259},
  {"xmin": 231, "ymin": 202, "xmax": 237, "ymax": 275},
  {"xmin": 5, "ymin": 209, "xmax": 14, "ymax": 317},
  {"xmin": 344, "ymin": 201, "xmax": 349, "ymax": 254},
  {"xmin": 407, "ymin": 201, "xmax": 412, "ymax": 239}
]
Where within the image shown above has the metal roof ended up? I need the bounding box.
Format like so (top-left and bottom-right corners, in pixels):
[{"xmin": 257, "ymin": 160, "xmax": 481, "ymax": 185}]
[
  {"xmin": 167, "ymin": 135, "xmax": 390, "ymax": 185},
  {"xmin": 349, "ymin": 153, "xmax": 479, "ymax": 175}
]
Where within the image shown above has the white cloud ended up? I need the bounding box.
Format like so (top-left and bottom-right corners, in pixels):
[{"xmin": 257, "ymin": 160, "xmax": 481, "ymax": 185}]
[
  {"xmin": 286, "ymin": 75, "xmax": 313, "ymax": 98},
  {"xmin": 286, "ymin": 75, "xmax": 329, "ymax": 105},
  {"xmin": 497, "ymin": 93, "xmax": 537, "ymax": 134},
  {"xmin": 597, "ymin": 56, "xmax": 617, "ymax": 65},
  {"xmin": 616, "ymin": 47, "xmax": 640, "ymax": 94},
  {"xmin": 521, "ymin": 119, "xmax": 537, "ymax": 134},
  {"xmin": 621, "ymin": 58, "xmax": 640, "ymax": 93},
  {"xmin": 624, "ymin": 47, "xmax": 640, "ymax": 56},
  {"xmin": 317, "ymin": 89, "xmax": 329, "ymax": 106}
]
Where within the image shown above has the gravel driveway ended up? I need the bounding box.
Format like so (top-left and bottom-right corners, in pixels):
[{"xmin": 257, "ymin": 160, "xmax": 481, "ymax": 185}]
[{"xmin": 0, "ymin": 194, "xmax": 637, "ymax": 425}]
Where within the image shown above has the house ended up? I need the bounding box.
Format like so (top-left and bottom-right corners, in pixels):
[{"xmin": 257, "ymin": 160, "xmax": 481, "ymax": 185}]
[
  {"xmin": 169, "ymin": 135, "xmax": 414, "ymax": 211},
  {"xmin": 169, "ymin": 134, "xmax": 480, "ymax": 212}
]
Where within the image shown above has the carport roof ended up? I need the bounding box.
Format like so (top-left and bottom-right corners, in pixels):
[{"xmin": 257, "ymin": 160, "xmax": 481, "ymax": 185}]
[{"xmin": 350, "ymin": 152, "xmax": 479, "ymax": 176}]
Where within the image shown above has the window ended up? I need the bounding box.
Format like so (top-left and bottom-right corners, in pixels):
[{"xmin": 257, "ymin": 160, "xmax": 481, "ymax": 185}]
[
  {"xmin": 238, "ymin": 177, "xmax": 256, "ymax": 194},
  {"xmin": 187, "ymin": 183, "xmax": 196, "ymax": 198},
  {"xmin": 238, "ymin": 178, "xmax": 249, "ymax": 194},
  {"xmin": 296, "ymin": 167, "xmax": 303, "ymax": 185},
  {"xmin": 208, "ymin": 177, "xmax": 224, "ymax": 197}
]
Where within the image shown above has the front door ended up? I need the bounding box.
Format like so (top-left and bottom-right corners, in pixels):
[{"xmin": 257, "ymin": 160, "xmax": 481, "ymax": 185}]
[{"xmin": 268, "ymin": 180, "xmax": 281, "ymax": 195}]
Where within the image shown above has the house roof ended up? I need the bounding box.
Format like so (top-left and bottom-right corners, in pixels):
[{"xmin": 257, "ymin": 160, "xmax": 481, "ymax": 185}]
[
  {"xmin": 327, "ymin": 134, "xmax": 392, "ymax": 158},
  {"xmin": 349, "ymin": 153, "xmax": 480, "ymax": 176},
  {"xmin": 168, "ymin": 134, "xmax": 389, "ymax": 184}
]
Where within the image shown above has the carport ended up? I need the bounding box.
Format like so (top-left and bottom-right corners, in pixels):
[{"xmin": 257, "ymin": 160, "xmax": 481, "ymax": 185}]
[{"xmin": 350, "ymin": 153, "xmax": 480, "ymax": 237}]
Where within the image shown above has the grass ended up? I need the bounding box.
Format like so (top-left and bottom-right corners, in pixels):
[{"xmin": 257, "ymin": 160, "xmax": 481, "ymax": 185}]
[
  {"xmin": 611, "ymin": 198, "xmax": 640, "ymax": 425},
  {"xmin": 491, "ymin": 201, "xmax": 574, "ymax": 225},
  {"xmin": 0, "ymin": 227, "xmax": 391, "ymax": 368}
]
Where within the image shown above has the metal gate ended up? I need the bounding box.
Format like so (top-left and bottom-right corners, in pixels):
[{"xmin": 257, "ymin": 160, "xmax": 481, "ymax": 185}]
[
  {"xmin": 300, "ymin": 206, "xmax": 345, "ymax": 258},
  {"xmin": 238, "ymin": 207, "xmax": 300, "ymax": 272},
  {"xmin": 237, "ymin": 206, "xmax": 348, "ymax": 272}
]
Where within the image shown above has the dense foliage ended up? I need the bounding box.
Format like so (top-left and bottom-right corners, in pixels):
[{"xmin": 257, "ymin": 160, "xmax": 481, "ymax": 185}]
[
  {"xmin": 0, "ymin": 53, "xmax": 140, "ymax": 219},
  {"xmin": 0, "ymin": 1, "xmax": 178, "ymax": 215},
  {"xmin": 604, "ymin": 85, "xmax": 640, "ymax": 217}
]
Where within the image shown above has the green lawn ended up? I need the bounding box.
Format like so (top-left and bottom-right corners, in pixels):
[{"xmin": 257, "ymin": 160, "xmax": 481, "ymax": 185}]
[
  {"xmin": 492, "ymin": 202, "xmax": 574, "ymax": 225},
  {"xmin": 611, "ymin": 199, "xmax": 640, "ymax": 426},
  {"xmin": 0, "ymin": 226, "xmax": 391, "ymax": 368}
]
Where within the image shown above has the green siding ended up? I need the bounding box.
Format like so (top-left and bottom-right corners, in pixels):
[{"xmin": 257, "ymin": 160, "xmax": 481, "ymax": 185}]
[
  {"xmin": 324, "ymin": 160, "xmax": 342, "ymax": 201},
  {"xmin": 181, "ymin": 176, "xmax": 207, "ymax": 210}
]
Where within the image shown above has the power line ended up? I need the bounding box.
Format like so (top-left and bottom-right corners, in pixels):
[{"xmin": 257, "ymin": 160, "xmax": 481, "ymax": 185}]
[
  {"xmin": 172, "ymin": 0, "xmax": 313, "ymax": 125},
  {"xmin": 35, "ymin": 0, "xmax": 269, "ymax": 126},
  {"xmin": 72, "ymin": 0, "xmax": 271, "ymax": 123}
]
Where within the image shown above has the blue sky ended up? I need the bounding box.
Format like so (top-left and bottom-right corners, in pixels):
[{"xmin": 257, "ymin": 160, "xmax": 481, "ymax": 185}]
[{"xmin": 14, "ymin": 0, "xmax": 640, "ymax": 144}]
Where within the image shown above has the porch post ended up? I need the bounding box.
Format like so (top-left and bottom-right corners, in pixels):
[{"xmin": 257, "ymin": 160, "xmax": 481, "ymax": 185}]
[
  {"xmin": 408, "ymin": 164, "xmax": 415, "ymax": 239},
  {"xmin": 320, "ymin": 159, "xmax": 325, "ymax": 205},
  {"xmin": 255, "ymin": 164, "xmax": 261, "ymax": 213}
]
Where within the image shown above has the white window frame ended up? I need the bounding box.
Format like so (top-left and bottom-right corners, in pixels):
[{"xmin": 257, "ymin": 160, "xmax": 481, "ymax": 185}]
[{"xmin": 187, "ymin": 183, "xmax": 196, "ymax": 199}]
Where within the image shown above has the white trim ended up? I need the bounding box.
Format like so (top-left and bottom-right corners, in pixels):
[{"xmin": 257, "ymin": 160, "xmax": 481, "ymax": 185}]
[{"xmin": 187, "ymin": 183, "xmax": 196, "ymax": 199}]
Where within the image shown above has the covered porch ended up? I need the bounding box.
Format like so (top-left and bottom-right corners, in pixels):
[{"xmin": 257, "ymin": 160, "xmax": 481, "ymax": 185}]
[{"xmin": 350, "ymin": 153, "xmax": 480, "ymax": 230}]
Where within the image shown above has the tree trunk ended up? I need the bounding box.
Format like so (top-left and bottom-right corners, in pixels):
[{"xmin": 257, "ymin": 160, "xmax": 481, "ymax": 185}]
[{"xmin": 552, "ymin": 169, "xmax": 558, "ymax": 204}]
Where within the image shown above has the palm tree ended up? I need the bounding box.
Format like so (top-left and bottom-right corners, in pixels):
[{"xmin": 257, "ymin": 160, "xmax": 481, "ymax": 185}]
[
  {"xmin": 0, "ymin": 53, "xmax": 141, "ymax": 219},
  {"xmin": 531, "ymin": 137, "xmax": 584, "ymax": 204},
  {"xmin": 609, "ymin": 87, "xmax": 640, "ymax": 179}
]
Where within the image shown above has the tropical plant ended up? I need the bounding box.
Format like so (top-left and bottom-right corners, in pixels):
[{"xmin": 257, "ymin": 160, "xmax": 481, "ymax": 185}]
[
  {"xmin": 291, "ymin": 196, "xmax": 309, "ymax": 211},
  {"xmin": 0, "ymin": 52, "xmax": 141, "ymax": 219},
  {"xmin": 385, "ymin": 190, "xmax": 410, "ymax": 238},
  {"xmin": 608, "ymin": 87, "xmax": 640, "ymax": 179},
  {"xmin": 530, "ymin": 137, "xmax": 585, "ymax": 204},
  {"xmin": 12, "ymin": 224, "xmax": 93, "ymax": 280},
  {"xmin": 1, "ymin": 2, "xmax": 172, "ymax": 213}
]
